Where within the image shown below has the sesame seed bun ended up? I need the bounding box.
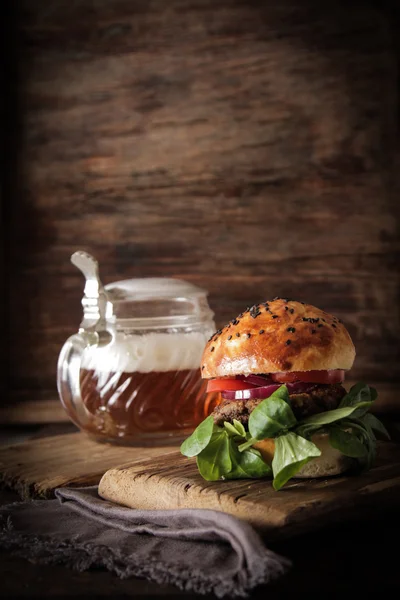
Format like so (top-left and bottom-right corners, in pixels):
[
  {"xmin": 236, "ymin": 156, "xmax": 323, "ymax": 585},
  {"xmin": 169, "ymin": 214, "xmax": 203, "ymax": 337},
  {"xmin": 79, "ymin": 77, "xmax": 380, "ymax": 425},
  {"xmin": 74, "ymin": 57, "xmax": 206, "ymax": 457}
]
[{"xmin": 201, "ymin": 298, "xmax": 355, "ymax": 378}]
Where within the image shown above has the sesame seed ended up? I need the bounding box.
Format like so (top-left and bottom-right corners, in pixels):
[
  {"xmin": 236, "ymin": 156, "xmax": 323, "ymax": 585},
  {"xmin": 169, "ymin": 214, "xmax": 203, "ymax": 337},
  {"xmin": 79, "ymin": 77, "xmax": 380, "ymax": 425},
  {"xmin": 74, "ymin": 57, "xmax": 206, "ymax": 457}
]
[
  {"xmin": 289, "ymin": 309, "xmax": 294, "ymax": 314},
  {"xmin": 250, "ymin": 311, "xmax": 261, "ymax": 319},
  {"xmin": 210, "ymin": 346, "xmax": 215, "ymax": 352},
  {"xmin": 272, "ymin": 315, "xmax": 278, "ymax": 319},
  {"xmin": 287, "ymin": 327, "xmax": 295, "ymax": 333},
  {"xmin": 285, "ymin": 339, "xmax": 291, "ymax": 345},
  {"xmin": 249, "ymin": 304, "xmax": 262, "ymax": 318},
  {"xmin": 246, "ymin": 333, "xmax": 251, "ymax": 338},
  {"xmin": 201, "ymin": 365, "xmax": 205, "ymax": 370},
  {"xmin": 284, "ymin": 306, "xmax": 288, "ymax": 310},
  {"xmin": 259, "ymin": 329, "xmax": 265, "ymax": 334},
  {"xmin": 228, "ymin": 335, "xmax": 232, "ymax": 340},
  {"xmin": 236, "ymin": 332, "xmax": 240, "ymax": 337}
]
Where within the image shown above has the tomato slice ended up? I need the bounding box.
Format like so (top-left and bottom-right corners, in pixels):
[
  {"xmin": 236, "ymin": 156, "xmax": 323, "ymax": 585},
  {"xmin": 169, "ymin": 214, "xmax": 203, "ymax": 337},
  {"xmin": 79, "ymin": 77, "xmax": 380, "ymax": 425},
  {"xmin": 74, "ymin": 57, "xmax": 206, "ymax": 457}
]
[
  {"xmin": 206, "ymin": 378, "xmax": 256, "ymax": 393},
  {"xmin": 207, "ymin": 370, "xmax": 345, "ymax": 392},
  {"xmin": 271, "ymin": 370, "xmax": 345, "ymax": 384}
]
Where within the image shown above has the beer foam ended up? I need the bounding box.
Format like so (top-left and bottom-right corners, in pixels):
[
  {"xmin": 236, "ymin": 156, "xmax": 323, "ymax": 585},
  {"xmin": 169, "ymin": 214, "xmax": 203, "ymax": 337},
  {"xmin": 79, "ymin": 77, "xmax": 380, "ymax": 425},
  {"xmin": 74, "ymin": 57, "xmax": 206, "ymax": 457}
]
[{"xmin": 81, "ymin": 331, "xmax": 210, "ymax": 374}]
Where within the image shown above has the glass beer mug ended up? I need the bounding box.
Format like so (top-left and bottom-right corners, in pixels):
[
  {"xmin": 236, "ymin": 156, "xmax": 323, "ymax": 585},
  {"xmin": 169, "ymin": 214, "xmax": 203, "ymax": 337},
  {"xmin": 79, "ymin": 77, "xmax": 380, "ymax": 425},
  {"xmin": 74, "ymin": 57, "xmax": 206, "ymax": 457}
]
[{"xmin": 57, "ymin": 251, "xmax": 219, "ymax": 445}]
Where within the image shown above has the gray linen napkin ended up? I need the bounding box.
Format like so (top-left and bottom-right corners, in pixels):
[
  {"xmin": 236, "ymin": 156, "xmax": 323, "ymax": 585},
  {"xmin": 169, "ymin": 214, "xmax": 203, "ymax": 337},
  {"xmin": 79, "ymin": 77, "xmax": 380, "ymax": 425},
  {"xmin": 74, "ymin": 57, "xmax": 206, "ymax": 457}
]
[{"xmin": 0, "ymin": 486, "xmax": 290, "ymax": 597}]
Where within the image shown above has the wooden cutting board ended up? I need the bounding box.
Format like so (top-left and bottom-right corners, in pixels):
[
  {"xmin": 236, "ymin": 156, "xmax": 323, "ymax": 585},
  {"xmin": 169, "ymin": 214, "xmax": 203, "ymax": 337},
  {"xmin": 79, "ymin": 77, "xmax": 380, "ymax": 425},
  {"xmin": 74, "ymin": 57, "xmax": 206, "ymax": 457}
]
[
  {"xmin": 0, "ymin": 432, "xmax": 180, "ymax": 499},
  {"xmin": 99, "ymin": 441, "xmax": 400, "ymax": 539}
]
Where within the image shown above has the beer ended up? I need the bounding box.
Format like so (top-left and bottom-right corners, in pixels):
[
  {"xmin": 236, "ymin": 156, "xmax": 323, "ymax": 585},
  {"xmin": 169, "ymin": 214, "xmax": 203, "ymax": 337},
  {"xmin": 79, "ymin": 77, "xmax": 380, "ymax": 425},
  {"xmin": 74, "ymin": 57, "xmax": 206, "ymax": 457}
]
[
  {"xmin": 74, "ymin": 331, "xmax": 219, "ymax": 442},
  {"xmin": 80, "ymin": 368, "xmax": 219, "ymax": 439}
]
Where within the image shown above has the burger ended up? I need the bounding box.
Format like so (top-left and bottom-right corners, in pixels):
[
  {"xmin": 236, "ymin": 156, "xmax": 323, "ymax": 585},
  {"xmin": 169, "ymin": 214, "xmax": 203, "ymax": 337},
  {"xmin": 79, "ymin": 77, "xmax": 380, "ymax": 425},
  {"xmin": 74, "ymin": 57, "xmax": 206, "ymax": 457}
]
[{"xmin": 180, "ymin": 298, "xmax": 389, "ymax": 490}]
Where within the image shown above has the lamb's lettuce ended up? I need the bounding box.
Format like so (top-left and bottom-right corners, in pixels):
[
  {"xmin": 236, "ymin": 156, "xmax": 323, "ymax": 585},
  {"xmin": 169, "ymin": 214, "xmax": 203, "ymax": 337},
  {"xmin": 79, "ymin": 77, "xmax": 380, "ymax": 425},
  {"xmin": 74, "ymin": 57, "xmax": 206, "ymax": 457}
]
[
  {"xmin": 328, "ymin": 425, "xmax": 368, "ymax": 458},
  {"xmin": 180, "ymin": 383, "xmax": 388, "ymax": 490},
  {"xmin": 248, "ymin": 394, "xmax": 297, "ymax": 440},
  {"xmin": 196, "ymin": 430, "xmax": 232, "ymax": 480},
  {"xmin": 272, "ymin": 432, "xmax": 321, "ymax": 491},
  {"xmin": 180, "ymin": 415, "xmax": 214, "ymax": 457},
  {"xmin": 195, "ymin": 426, "xmax": 272, "ymax": 481}
]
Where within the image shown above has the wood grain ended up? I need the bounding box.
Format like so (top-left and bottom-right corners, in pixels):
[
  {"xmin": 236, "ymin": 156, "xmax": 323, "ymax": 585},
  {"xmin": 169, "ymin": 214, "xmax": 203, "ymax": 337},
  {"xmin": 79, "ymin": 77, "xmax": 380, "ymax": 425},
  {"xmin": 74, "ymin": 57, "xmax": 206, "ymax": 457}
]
[
  {"xmin": 0, "ymin": 432, "xmax": 180, "ymax": 499},
  {"xmin": 0, "ymin": 396, "xmax": 69, "ymax": 425},
  {"xmin": 3, "ymin": 2, "xmax": 399, "ymax": 409},
  {"xmin": 99, "ymin": 441, "xmax": 400, "ymax": 538}
]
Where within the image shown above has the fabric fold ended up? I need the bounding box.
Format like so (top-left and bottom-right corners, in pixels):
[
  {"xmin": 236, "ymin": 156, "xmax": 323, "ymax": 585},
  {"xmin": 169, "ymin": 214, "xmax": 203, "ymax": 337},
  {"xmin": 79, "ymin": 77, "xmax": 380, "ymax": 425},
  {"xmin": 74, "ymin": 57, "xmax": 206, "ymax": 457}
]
[{"xmin": 0, "ymin": 486, "xmax": 290, "ymax": 598}]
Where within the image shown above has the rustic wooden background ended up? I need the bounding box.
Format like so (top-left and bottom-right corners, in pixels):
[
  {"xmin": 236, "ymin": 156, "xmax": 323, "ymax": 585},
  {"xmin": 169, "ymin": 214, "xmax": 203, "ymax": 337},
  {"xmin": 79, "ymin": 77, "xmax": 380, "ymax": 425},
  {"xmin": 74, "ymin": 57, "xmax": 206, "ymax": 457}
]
[{"xmin": 2, "ymin": 0, "xmax": 399, "ymax": 413}]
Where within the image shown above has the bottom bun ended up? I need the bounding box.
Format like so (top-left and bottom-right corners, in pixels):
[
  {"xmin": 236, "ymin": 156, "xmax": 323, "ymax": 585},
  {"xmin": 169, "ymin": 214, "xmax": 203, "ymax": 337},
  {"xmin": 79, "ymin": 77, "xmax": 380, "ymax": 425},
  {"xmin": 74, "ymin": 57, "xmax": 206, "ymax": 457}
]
[{"xmin": 253, "ymin": 433, "xmax": 354, "ymax": 479}]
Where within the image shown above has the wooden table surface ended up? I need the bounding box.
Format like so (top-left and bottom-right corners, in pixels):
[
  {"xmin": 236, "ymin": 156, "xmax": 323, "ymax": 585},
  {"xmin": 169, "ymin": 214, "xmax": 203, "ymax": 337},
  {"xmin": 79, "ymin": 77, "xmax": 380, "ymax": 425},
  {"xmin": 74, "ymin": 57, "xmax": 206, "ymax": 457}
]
[{"xmin": 1, "ymin": 423, "xmax": 400, "ymax": 599}]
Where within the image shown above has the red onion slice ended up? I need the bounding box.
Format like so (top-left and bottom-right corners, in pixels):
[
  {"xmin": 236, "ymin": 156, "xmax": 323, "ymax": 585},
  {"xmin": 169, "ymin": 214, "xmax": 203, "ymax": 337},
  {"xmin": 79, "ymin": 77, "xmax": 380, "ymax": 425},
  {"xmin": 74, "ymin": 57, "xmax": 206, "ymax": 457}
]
[
  {"xmin": 221, "ymin": 384, "xmax": 280, "ymax": 400},
  {"xmin": 221, "ymin": 381, "xmax": 316, "ymax": 401},
  {"xmin": 240, "ymin": 374, "xmax": 275, "ymax": 387}
]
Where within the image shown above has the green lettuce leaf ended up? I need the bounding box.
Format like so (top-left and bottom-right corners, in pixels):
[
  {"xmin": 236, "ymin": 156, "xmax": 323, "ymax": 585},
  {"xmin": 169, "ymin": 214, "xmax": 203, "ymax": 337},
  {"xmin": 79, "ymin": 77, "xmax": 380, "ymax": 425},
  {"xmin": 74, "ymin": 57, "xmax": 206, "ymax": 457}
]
[
  {"xmin": 248, "ymin": 391, "xmax": 297, "ymax": 440},
  {"xmin": 225, "ymin": 441, "xmax": 272, "ymax": 479},
  {"xmin": 196, "ymin": 431, "xmax": 232, "ymax": 480},
  {"xmin": 360, "ymin": 413, "xmax": 390, "ymax": 440},
  {"xmin": 195, "ymin": 429, "xmax": 271, "ymax": 481},
  {"xmin": 299, "ymin": 403, "xmax": 372, "ymax": 428},
  {"xmin": 180, "ymin": 415, "xmax": 215, "ymax": 457},
  {"xmin": 339, "ymin": 382, "xmax": 377, "ymax": 408},
  {"xmin": 272, "ymin": 432, "xmax": 321, "ymax": 491},
  {"xmin": 328, "ymin": 425, "xmax": 368, "ymax": 458}
]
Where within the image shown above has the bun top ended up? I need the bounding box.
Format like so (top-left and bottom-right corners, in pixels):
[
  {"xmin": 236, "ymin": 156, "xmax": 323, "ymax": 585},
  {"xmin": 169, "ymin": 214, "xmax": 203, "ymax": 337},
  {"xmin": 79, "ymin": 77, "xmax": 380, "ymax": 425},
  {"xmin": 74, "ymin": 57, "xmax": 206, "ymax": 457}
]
[{"xmin": 201, "ymin": 298, "xmax": 355, "ymax": 378}]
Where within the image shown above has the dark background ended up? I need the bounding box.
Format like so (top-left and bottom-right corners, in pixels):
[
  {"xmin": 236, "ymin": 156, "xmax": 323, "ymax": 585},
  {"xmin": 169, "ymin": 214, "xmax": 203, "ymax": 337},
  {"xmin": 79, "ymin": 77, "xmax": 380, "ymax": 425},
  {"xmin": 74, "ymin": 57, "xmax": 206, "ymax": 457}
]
[{"xmin": 1, "ymin": 0, "xmax": 399, "ymax": 416}]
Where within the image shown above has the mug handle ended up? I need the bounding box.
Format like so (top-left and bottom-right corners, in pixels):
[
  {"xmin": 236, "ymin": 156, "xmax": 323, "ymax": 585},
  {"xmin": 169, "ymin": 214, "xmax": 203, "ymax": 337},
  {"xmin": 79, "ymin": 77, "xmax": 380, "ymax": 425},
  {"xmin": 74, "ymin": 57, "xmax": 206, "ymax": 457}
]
[{"xmin": 57, "ymin": 330, "xmax": 112, "ymax": 428}]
